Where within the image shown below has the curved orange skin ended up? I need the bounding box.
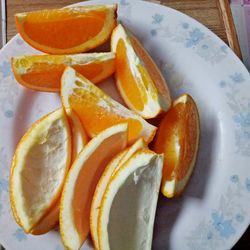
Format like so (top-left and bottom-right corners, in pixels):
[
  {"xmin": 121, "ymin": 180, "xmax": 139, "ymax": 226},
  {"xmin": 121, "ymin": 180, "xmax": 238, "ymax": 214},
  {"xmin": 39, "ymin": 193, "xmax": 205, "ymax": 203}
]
[
  {"xmin": 9, "ymin": 109, "xmax": 72, "ymax": 233},
  {"xmin": 111, "ymin": 25, "xmax": 171, "ymax": 119},
  {"xmin": 15, "ymin": 5, "xmax": 117, "ymax": 54},
  {"xmin": 31, "ymin": 202, "xmax": 60, "ymax": 235},
  {"xmin": 60, "ymin": 124, "xmax": 128, "ymax": 250},
  {"xmin": 154, "ymin": 94, "xmax": 200, "ymax": 195},
  {"xmin": 11, "ymin": 56, "xmax": 115, "ymax": 92}
]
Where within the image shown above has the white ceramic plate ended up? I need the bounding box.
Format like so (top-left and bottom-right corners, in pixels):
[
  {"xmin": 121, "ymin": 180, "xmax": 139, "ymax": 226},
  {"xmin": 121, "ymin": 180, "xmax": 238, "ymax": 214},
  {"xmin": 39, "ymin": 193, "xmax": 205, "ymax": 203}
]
[{"xmin": 0, "ymin": 0, "xmax": 250, "ymax": 249}]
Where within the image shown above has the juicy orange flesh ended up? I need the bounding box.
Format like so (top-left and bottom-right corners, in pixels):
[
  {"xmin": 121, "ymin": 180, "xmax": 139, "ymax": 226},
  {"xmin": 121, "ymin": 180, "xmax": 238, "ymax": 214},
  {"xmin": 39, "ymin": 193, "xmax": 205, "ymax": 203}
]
[
  {"xmin": 21, "ymin": 63, "xmax": 103, "ymax": 89},
  {"xmin": 69, "ymin": 88, "xmax": 143, "ymax": 143},
  {"xmin": 73, "ymin": 63, "xmax": 103, "ymax": 81},
  {"xmin": 154, "ymin": 101, "xmax": 198, "ymax": 180},
  {"xmin": 72, "ymin": 132, "xmax": 126, "ymax": 242},
  {"xmin": 116, "ymin": 39, "xmax": 147, "ymax": 111},
  {"xmin": 21, "ymin": 64, "xmax": 65, "ymax": 89},
  {"xmin": 21, "ymin": 10, "xmax": 106, "ymax": 49}
]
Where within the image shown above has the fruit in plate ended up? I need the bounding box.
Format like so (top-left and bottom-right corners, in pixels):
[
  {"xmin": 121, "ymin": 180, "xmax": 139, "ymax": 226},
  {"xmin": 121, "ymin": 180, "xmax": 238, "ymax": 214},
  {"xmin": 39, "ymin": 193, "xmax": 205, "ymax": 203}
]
[
  {"xmin": 12, "ymin": 53, "xmax": 115, "ymax": 92},
  {"xmin": 61, "ymin": 66, "xmax": 157, "ymax": 144},
  {"xmin": 111, "ymin": 24, "xmax": 171, "ymax": 119},
  {"xmin": 90, "ymin": 138, "xmax": 146, "ymax": 249},
  {"xmin": 98, "ymin": 149, "xmax": 163, "ymax": 250},
  {"xmin": 10, "ymin": 108, "xmax": 71, "ymax": 233},
  {"xmin": 31, "ymin": 109, "xmax": 87, "ymax": 235},
  {"xmin": 154, "ymin": 94, "xmax": 200, "ymax": 198},
  {"xmin": 60, "ymin": 123, "xmax": 128, "ymax": 250},
  {"xmin": 15, "ymin": 5, "xmax": 117, "ymax": 54}
]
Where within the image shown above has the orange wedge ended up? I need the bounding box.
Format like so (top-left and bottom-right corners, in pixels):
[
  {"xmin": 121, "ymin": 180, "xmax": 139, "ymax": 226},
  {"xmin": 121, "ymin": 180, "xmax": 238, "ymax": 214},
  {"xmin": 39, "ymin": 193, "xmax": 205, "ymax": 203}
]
[
  {"xmin": 154, "ymin": 94, "xmax": 200, "ymax": 197},
  {"xmin": 31, "ymin": 110, "xmax": 87, "ymax": 235},
  {"xmin": 15, "ymin": 5, "xmax": 117, "ymax": 54},
  {"xmin": 111, "ymin": 24, "xmax": 171, "ymax": 119},
  {"xmin": 90, "ymin": 138, "xmax": 146, "ymax": 249},
  {"xmin": 61, "ymin": 66, "xmax": 157, "ymax": 145},
  {"xmin": 12, "ymin": 53, "xmax": 115, "ymax": 92},
  {"xmin": 10, "ymin": 108, "xmax": 71, "ymax": 233},
  {"xmin": 60, "ymin": 123, "xmax": 128, "ymax": 250},
  {"xmin": 98, "ymin": 149, "xmax": 163, "ymax": 250}
]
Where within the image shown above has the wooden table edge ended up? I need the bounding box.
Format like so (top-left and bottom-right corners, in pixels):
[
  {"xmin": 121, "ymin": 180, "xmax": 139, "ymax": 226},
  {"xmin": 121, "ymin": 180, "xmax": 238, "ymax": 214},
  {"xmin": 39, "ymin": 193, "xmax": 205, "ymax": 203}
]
[{"xmin": 217, "ymin": 0, "xmax": 242, "ymax": 59}]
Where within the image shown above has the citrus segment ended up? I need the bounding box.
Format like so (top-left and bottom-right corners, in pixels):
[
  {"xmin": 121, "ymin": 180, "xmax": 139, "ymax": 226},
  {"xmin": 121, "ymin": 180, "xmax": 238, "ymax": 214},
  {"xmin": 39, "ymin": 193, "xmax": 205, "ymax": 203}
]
[
  {"xmin": 98, "ymin": 149, "xmax": 163, "ymax": 250},
  {"xmin": 154, "ymin": 94, "xmax": 200, "ymax": 197},
  {"xmin": 30, "ymin": 110, "xmax": 87, "ymax": 235},
  {"xmin": 15, "ymin": 5, "xmax": 117, "ymax": 54},
  {"xmin": 10, "ymin": 108, "xmax": 71, "ymax": 233},
  {"xmin": 90, "ymin": 138, "xmax": 146, "ymax": 249},
  {"xmin": 61, "ymin": 66, "xmax": 157, "ymax": 144},
  {"xmin": 60, "ymin": 124, "xmax": 128, "ymax": 250},
  {"xmin": 12, "ymin": 53, "xmax": 115, "ymax": 92},
  {"xmin": 111, "ymin": 24, "xmax": 171, "ymax": 118},
  {"xmin": 130, "ymin": 34, "xmax": 171, "ymax": 108}
]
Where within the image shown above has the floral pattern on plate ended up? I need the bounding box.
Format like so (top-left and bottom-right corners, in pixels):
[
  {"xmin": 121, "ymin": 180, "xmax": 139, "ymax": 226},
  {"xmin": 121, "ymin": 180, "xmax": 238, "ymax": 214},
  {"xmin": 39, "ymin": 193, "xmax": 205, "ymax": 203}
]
[{"xmin": 149, "ymin": 13, "xmax": 228, "ymax": 64}]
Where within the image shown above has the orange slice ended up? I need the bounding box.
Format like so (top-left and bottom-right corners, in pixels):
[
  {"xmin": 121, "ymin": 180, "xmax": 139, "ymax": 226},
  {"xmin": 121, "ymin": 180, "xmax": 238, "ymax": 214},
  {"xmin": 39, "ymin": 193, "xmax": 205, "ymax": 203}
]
[
  {"xmin": 111, "ymin": 24, "xmax": 171, "ymax": 119},
  {"xmin": 15, "ymin": 5, "xmax": 117, "ymax": 54},
  {"xmin": 10, "ymin": 108, "xmax": 71, "ymax": 233},
  {"xmin": 30, "ymin": 110, "xmax": 87, "ymax": 235},
  {"xmin": 90, "ymin": 138, "xmax": 146, "ymax": 249},
  {"xmin": 154, "ymin": 94, "xmax": 200, "ymax": 197},
  {"xmin": 12, "ymin": 53, "xmax": 115, "ymax": 92},
  {"xmin": 98, "ymin": 149, "xmax": 163, "ymax": 250},
  {"xmin": 61, "ymin": 66, "xmax": 157, "ymax": 145},
  {"xmin": 60, "ymin": 123, "xmax": 128, "ymax": 250}
]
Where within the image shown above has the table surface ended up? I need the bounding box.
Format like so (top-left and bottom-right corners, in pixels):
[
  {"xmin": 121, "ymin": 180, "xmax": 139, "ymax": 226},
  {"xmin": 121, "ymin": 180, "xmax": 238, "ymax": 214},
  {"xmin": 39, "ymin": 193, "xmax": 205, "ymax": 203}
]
[{"xmin": 4, "ymin": 0, "xmax": 249, "ymax": 249}]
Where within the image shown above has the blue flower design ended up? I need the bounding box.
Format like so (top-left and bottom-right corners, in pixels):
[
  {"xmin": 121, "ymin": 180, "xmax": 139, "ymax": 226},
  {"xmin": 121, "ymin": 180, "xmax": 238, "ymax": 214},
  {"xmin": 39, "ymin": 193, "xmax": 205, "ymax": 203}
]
[
  {"xmin": 0, "ymin": 61, "xmax": 12, "ymax": 78},
  {"xmin": 230, "ymin": 73, "xmax": 244, "ymax": 83},
  {"xmin": 219, "ymin": 80, "xmax": 227, "ymax": 88},
  {"xmin": 13, "ymin": 228, "xmax": 27, "ymax": 241},
  {"xmin": 0, "ymin": 178, "xmax": 9, "ymax": 193},
  {"xmin": 150, "ymin": 29, "xmax": 157, "ymax": 37},
  {"xmin": 245, "ymin": 178, "xmax": 250, "ymax": 192},
  {"xmin": 235, "ymin": 214, "xmax": 244, "ymax": 223},
  {"xmin": 185, "ymin": 28, "xmax": 205, "ymax": 48},
  {"xmin": 119, "ymin": 0, "xmax": 129, "ymax": 6},
  {"xmin": 244, "ymin": 131, "xmax": 250, "ymax": 139},
  {"xmin": 207, "ymin": 231, "xmax": 213, "ymax": 240},
  {"xmin": 4, "ymin": 110, "xmax": 14, "ymax": 118},
  {"xmin": 221, "ymin": 45, "xmax": 228, "ymax": 54},
  {"xmin": 230, "ymin": 175, "xmax": 239, "ymax": 183},
  {"xmin": 233, "ymin": 113, "xmax": 250, "ymax": 128},
  {"xmin": 202, "ymin": 44, "xmax": 209, "ymax": 50},
  {"xmin": 182, "ymin": 22, "xmax": 189, "ymax": 29},
  {"xmin": 211, "ymin": 212, "xmax": 236, "ymax": 238},
  {"xmin": 152, "ymin": 14, "xmax": 164, "ymax": 24},
  {"xmin": 16, "ymin": 38, "xmax": 24, "ymax": 45}
]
